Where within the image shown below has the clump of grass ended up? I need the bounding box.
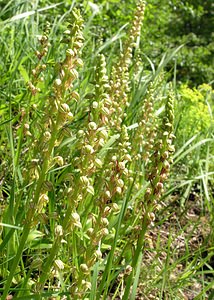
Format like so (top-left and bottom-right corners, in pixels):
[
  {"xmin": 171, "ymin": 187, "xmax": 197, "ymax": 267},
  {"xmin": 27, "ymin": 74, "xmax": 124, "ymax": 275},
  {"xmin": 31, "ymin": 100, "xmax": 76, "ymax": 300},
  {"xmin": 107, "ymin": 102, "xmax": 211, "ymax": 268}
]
[{"xmin": 0, "ymin": 0, "xmax": 213, "ymax": 299}]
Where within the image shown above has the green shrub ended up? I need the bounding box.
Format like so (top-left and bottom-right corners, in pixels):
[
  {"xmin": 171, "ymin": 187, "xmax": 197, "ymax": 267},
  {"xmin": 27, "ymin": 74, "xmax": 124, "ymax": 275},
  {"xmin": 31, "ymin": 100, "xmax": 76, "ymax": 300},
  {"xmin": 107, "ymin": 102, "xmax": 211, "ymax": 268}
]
[{"xmin": 176, "ymin": 83, "xmax": 213, "ymax": 141}]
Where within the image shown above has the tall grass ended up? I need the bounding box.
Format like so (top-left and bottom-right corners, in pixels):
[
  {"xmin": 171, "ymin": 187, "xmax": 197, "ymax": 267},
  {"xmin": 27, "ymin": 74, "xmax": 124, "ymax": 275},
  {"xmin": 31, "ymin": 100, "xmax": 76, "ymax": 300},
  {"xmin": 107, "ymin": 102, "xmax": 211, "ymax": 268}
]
[{"xmin": 0, "ymin": 0, "xmax": 213, "ymax": 299}]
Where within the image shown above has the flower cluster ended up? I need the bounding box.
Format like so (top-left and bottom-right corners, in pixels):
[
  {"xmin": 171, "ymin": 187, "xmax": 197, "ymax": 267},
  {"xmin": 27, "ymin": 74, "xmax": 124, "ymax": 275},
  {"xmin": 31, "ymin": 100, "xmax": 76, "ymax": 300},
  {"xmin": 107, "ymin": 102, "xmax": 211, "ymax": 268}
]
[
  {"xmin": 66, "ymin": 53, "xmax": 113, "ymax": 296},
  {"xmin": 109, "ymin": 0, "xmax": 146, "ymax": 130},
  {"xmin": 145, "ymin": 85, "xmax": 175, "ymax": 214},
  {"xmin": 133, "ymin": 82, "xmax": 158, "ymax": 164},
  {"xmin": 28, "ymin": 22, "xmax": 51, "ymax": 96}
]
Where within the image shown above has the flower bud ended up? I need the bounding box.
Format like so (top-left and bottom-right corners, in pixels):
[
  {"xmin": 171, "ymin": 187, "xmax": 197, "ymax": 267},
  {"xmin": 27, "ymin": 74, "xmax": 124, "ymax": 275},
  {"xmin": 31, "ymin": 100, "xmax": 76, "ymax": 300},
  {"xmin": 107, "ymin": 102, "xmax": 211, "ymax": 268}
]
[
  {"xmin": 86, "ymin": 185, "xmax": 94, "ymax": 195},
  {"xmin": 101, "ymin": 218, "xmax": 109, "ymax": 227},
  {"xmin": 55, "ymin": 78, "xmax": 62, "ymax": 86},
  {"xmin": 77, "ymin": 130, "xmax": 84, "ymax": 137},
  {"xmin": 87, "ymin": 228, "xmax": 94, "ymax": 236},
  {"xmin": 123, "ymin": 168, "xmax": 129, "ymax": 176},
  {"xmin": 71, "ymin": 91, "xmax": 80, "ymax": 101},
  {"xmin": 31, "ymin": 258, "xmax": 43, "ymax": 269},
  {"xmin": 94, "ymin": 250, "xmax": 102, "ymax": 260},
  {"xmin": 80, "ymin": 176, "xmax": 89, "ymax": 186},
  {"xmin": 118, "ymin": 161, "xmax": 126, "ymax": 170},
  {"xmin": 94, "ymin": 158, "xmax": 103, "ymax": 168},
  {"xmin": 44, "ymin": 131, "xmax": 51, "ymax": 141},
  {"xmin": 125, "ymin": 265, "xmax": 132, "ymax": 275},
  {"xmin": 39, "ymin": 194, "xmax": 49, "ymax": 203},
  {"xmin": 55, "ymin": 259, "xmax": 64, "ymax": 270},
  {"xmin": 42, "ymin": 180, "xmax": 53, "ymax": 191},
  {"xmin": 66, "ymin": 49, "xmax": 75, "ymax": 57},
  {"xmin": 67, "ymin": 112, "xmax": 74, "ymax": 120},
  {"xmin": 117, "ymin": 179, "xmax": 124, "ymax": 188},
  {"xmin": 92, "ymin": 101, "xmax": 98, "ymax": 109},
  {"xmin": 156, "ymin": 182, "xmax": 164, "ymax": 191},
  {"xmin": 55, "ymin": 225, "xmax": 63, "ymax": 236},
  {"xmin": 123, "ymin": 154, "xmax": 132, "ymax": 161},
  {"xmin": 32, "ymin": 69, "xmax": 37, "ymax": 76},
  {"xmin": 116, "ymin": 186, "xmax": 122, "ymax": 194},
  {"xmin": 101, "ymin": 106, "xmax": 110, "ymax": 116},
  {"xmin": 80, "ymin": 264, "xmax": 89, "ymax": 274},
  {"xmin": 98, "ymin": 138, "xmax": 105, "ymax": 147},
  {"xmin": 88, "ymin": 122, "xmax": 97, "ymax": 131},
  {"xmin": 99, "ymin": 129, "xmax": 108, "ymax": 139},
  {"xmin": 105, "ymin": 190, "xmax": 111, "ymax": 199},
  {"xmin": 73, "ymin": 41, "xmax": 83, "ymax": 49},
  {"xmin": 112, "ymin": 203, "xmax": 120, "ymax": 212},
  {"xmin": 71, "ymin": 212, "xmax": 82, "ymax": 228},
  {"xmin": 104, "ymin": 206, "xmax": 111, "ymax": 215},
  {"xmin": 84, "ymin": 145, "xmax": 94, "ymax": 154},
  {"xmin": 100, "ymin": 228, "xmax": 109, "ymax": 236},
  {"xmin": 60, "ymin": 103, "xmax": 70, "ymax": 113},
  {"xmin": 76, "ymin": 58, "xmax": 84, "ymax": 67},
  {"xmin": 54, "ymin": 156, "xmax": 64, "ymax": 166},
  {"xmin": 81, "ymin": 280, "xmax": 91, "ymax": 291},
  {"xmin": 103, "ymin": 97, "xmax": 112, "ymax": 106}
]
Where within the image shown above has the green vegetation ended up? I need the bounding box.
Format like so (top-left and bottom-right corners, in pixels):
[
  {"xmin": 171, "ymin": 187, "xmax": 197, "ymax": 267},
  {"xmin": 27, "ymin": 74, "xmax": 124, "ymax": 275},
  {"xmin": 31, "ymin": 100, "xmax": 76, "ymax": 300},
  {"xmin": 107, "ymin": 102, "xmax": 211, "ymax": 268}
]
[
  {"xmin": 88, "ymin": 0, "xmax": 214, "ymax": 86},
  {"xmin": 0, "ymin": 1, "xmax": 213, "ymax": 299},
  {"xmin": 176, "ymin": 84, "xmax": 213, "ymax": 141}
]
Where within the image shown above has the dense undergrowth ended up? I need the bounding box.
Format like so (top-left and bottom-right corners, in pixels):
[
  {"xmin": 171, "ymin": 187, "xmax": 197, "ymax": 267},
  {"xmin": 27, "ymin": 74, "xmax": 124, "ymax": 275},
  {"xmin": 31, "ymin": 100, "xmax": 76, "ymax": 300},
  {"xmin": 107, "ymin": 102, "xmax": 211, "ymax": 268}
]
[{"xmin": 0, "ymin": 1, "xmax": 214, "ymax": 299}]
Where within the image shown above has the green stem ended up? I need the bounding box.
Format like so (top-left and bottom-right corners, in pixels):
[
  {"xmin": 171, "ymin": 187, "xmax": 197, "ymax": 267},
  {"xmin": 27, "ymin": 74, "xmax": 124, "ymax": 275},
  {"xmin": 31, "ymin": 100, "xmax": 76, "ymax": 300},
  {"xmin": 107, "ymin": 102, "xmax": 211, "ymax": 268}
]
[
  {"xmin": 122, "ymin": 213, "xmax": 148, "ymax": 300},
  {"xmin": 97, "ymin": 179, "xmax": 135, "ymax": 300},
  {"xmin": 37, "ymin": 204, "xmax": 73, "ymax": 294},
  {"xmin": 2, "ymin": 167, "xmax": 48, "ymax": 299},
  {"xmin": 37, "ymin": 237, "xmax": 61, "ymax": 297},
  {"xmin": 2, "ymin": 120, "xmax": 59, "ymax": 300}
]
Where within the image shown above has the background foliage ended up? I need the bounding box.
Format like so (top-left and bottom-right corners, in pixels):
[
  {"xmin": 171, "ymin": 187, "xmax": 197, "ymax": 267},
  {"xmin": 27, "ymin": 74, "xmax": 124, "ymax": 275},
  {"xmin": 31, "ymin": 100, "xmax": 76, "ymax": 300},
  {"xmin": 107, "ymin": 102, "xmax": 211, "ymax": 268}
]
[
  {"xmin": 84, "ymin": 0, "xmax": 214, "ymax": 86},
  {"xmin": 1, "ymin": 0, "xmax": 213, "ymax": 86}
]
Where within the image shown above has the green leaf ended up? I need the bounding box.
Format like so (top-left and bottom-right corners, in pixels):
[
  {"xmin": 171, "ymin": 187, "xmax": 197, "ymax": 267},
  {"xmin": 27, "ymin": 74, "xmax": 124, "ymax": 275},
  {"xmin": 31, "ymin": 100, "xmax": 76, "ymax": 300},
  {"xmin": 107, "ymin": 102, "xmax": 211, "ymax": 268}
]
[
  {"xmin": 0, "ymin": 222, "xmax": 22, "ymax": 230},
  {"xmin": 26, "ymin": 230, "xmax": 44, "ymax": 243},
  {"xmin": 18, "ymin": 64, "xmax": 29, "ymax": 83}
]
